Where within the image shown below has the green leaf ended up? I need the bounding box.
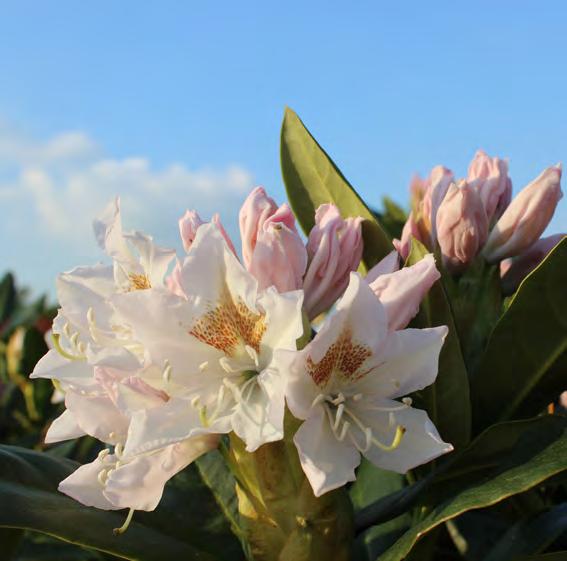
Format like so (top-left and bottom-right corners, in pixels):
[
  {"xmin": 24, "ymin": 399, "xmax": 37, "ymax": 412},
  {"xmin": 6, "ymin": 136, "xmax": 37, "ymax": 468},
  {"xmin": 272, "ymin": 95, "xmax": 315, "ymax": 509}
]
[
  {"xmin": 471, "ymin": 238, "xmax": 567, "ymax": 432},
  {"xmin": 378, "ymin": 416, "xmax": 567, "ymax": 561},
  {"xmin": 483, "ymin": 503, "xmax": 567, "ymax": 561},
  {"xmin": 406, "ymin": 238, "xmax": 471, "ymax": 451},
  {"xmin": 280, "ymin": 107, "xmax": 392, "ymax": 271},
  {"xmin": 0, "ymin": 444, "xmax": 245, "ymax": 561}
]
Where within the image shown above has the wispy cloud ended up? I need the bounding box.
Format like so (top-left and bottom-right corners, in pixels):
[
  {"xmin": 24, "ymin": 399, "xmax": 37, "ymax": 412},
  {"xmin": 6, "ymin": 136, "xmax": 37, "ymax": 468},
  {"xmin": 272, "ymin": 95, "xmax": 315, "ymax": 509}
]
[{"xmin": 0, "ymin": 123, "xmax": 255, "ymax": 295}]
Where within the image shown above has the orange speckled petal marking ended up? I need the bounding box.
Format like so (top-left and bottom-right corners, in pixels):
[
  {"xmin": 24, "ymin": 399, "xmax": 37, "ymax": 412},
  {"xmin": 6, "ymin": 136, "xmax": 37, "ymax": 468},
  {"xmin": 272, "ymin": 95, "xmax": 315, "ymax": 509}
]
[
  {"xmin": 306, "ymin": 327, "xmax": 372, "ymax": 388},
  {"xmin": 128, "ymin": 273, "xmax": 152, "ymax": 291},
  {"xmin": 189, "ymin": 285, "xmax": 266, "ymax": 356}
]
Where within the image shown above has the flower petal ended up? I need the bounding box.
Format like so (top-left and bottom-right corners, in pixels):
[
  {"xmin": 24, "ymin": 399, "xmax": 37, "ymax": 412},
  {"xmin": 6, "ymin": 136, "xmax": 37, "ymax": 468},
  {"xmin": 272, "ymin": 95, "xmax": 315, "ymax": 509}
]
[
  {"xmin": 294, "ymin": 410, "xmax": 361, "ymax": 497},
  {"xmin": 45, "ymin": 410, "xmax": 86, "ymax": 444},
  {"xmin": 354, "ymin": 400, "xmax": 452, "ymax": 473},
  {"xmin": 105, "ymin": 436, "xmax": 218, "ymax": 511}
]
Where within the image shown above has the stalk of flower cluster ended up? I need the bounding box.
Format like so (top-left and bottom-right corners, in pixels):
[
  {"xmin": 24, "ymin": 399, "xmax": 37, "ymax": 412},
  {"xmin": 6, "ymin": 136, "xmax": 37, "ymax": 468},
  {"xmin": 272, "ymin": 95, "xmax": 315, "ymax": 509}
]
[{"xmin": 229, "ymin": 417, "xmax": 354, "ymax": 561}]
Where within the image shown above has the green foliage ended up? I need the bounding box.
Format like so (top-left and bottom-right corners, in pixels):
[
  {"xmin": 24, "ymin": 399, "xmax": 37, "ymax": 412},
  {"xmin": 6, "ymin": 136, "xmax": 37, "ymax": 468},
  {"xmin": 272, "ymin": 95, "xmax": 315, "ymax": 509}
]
[
  {"xmin": 280, "ymin": 107, "xmax": 392, "ymax": 271},
  {"xmin": 406, "ymin": 238, "xmax": 471, "ymax": 451},
  {"xmin": 471, "ymin": 238, "xmax": 567, "ymax": 432},
  {"xmin": 0, "ymin": 444, "xmax": 244, "ymax": 561}
]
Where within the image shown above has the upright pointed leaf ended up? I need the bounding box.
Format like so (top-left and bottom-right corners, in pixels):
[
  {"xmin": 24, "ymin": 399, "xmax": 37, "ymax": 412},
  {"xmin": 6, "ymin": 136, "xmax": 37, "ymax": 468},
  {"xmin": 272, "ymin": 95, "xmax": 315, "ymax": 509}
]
[
  {"xmin": 406, "ymin": 238, "xmax": 471, "ymax": 451},
  {"xmin": 471, "ymin": 238, "xmax": 567, "ymax": 432},
  {"xmin": 280, "ymin": 107, "xmax": 392, "ymax": 271}
]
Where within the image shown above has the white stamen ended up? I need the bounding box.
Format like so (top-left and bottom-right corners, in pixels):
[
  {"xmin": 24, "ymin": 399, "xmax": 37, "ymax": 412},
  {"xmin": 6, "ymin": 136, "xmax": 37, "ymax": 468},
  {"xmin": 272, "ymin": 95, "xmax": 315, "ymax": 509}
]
[
  {"xmin": 402, "ymin": 397, "xmax": 413, "ymax": 406},
  {"xmin": 114, "ymin": 443, "xmax": 124, "ymax": 458},
  {"xmin": 337, "ymin": 420, "xmax": 350, "ymax": 441},
  {"xmin": 63, "ymin": 322, "xmax": 71, "ymax": 338},
  {"xmin": 311, "ymin": 394, "xmax": 326, "ymax": 408},
  {"xmin": 245, "ymin": 345, "xmax": 260, "ymax": 367},
  {"xmin": 97, "ymin": 469, "xmax": 108, "ymax": 486},
  {"xmin": 333, "ymin": 403, "xmax": 345, "ymax": 431},
  {"xmin": 199, "ymin": 361, "xmax": 209, "ymax": 372}
]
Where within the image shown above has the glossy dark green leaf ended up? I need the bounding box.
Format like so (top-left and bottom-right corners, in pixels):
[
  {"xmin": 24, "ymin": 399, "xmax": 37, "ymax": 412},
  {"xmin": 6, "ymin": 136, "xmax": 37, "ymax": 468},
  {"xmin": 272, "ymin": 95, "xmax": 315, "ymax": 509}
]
[
  {"xmin": 483, "ymin": 503, "xmax": 567, "ymax": 561},
  {"xmin": 378, "ymin": 416, "xmax": 567, "ymax": 561},
  {"xmin": 0, "ymin": 272, "xmax": 17, "ymax": 325},
  {"xmin": 406, "ymin": 238, "xmax": 471, "ymax": 451},
  {"xmin": 0, "ymin": 444, "xmax": 246, "ymax": 561},
  {"xmin": 280, "ymin": 107, "xmax": 392, "ymax": 271},
  {"xmin": 471, "ymin": 238, "xmax": 567, "ymax": 432}
]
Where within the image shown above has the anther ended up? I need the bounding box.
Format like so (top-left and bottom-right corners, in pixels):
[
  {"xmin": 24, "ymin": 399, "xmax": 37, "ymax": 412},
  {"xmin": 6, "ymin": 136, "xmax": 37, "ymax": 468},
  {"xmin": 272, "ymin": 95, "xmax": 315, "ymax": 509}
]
[{"xmin": 402, "ymin": 397, "xmax": 412, "ymax": 406}]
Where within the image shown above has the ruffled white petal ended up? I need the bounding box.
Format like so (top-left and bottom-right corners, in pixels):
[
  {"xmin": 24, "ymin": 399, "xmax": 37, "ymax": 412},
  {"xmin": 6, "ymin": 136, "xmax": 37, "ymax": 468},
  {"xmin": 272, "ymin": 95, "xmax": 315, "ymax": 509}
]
[{"xmin": 45, "ymin": 410, "xmax": 86, "ymax": 444}]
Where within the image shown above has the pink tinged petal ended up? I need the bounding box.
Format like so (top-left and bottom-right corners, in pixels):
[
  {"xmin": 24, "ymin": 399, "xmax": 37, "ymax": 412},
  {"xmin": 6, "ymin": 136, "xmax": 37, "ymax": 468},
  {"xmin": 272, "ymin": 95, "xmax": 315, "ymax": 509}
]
[
  {"xmin": 179, "ymin": 210, "xmax": 237, "ymax": 256},
  {"xmin": 467, "ymin": 150, "xmax": 512, "ymax": 222},
  {"xmin": 484, "ymin": 165, "xmax": 563, "ymax": 262},
  {"xmin": 368, "ymin": 254, "xmax": 440, "ymax": 331},
  {"xmin": 422, "ymin": 166, "xmax": 454, "ymax": 243},
  {"xmin": 248, "ymin": 204, "xmax": 307, "ymax": 292},
  {"xmin": 58, "ymin": 457, "xmax": 119, "ymax": 510},
  {"xmin": 436, "ymin": 181, "xmax": 489, "ymax": 273},
  {"xmin": 105, "ymin": 436, "xmax": 219, "ymax": 511},
  {"xmin": 65, "ymin": 391, "xmax": 129, "ymax": 445},
  {"xmin": 500, "ymin": 234, "xmax": 566, "ymax": 294},
  {"xmin": 165, "ymin": 261, "xmax": 186, "ymax": 297},
  {"xmin": 303, "ymin": 204, "xmax": 364, "ymax": 319},
  {"xmin": 45, "ymin": 410, "xmax": 86, "ymax": 444},
  {"xmin": 354, "ymin": 401, "xmax": 453, "ymax": 473},
  {"xmin": 239, "ymin": 186, "xmax": 278, "ymax": 268},
  {"xmin": 365, "ymin": 251, "xmax": 400, "ymax": 285},
  {"xmin": 353, "ymin": 326, "xmax": 448, "ymax": 399},
  {"xmin": 294, "ymin": 409, "xmax": 361, "ymax": 497},
  {"xmin": 179, "ymin": 210, "xmax": 205, "ymax": 252}
]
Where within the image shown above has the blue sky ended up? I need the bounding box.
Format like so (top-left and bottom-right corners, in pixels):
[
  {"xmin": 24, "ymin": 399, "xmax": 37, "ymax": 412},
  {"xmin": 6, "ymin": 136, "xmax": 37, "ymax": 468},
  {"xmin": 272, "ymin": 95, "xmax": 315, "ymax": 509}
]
[{"xmin": 1, "ymin": 1, "xmax": 566, "ymax": 296}]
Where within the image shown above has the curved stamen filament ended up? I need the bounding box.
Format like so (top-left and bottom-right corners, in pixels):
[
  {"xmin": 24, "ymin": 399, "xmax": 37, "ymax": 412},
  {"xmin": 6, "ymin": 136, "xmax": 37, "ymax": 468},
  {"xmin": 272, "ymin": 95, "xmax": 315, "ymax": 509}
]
[
  {"xmin": 52, "ymin": 333, "xmax": 86, "ymax": 361},
  {"xmin": 113, "ymin": 508, "xmax": 135, "ymax": 535}
]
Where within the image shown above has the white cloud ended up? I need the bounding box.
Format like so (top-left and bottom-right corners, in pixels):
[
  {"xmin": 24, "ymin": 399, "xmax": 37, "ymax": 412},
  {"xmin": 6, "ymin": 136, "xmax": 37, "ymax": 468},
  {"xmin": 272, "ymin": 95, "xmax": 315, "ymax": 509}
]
[{"xmin": 0, "ymin": 125, "xmax": 254, "ymax": 249}]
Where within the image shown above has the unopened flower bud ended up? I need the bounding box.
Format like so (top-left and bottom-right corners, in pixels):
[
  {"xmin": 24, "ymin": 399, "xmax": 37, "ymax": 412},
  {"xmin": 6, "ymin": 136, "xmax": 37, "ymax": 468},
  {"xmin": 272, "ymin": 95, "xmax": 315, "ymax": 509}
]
[
  {"xmin": 467, "ymin": 150, "xmax": 512, "ymax": 222},
  {"xmin": 368, "ymin": 253, "xmax": 440, "ymax": 331},
  {"xmin": 500, "ymin": 234, "xmax": 566, "ymax": 294},
  {"xmin": 421, "ymin": 166, "xmax": 454, "ymax": 243},
  {"xmin": 483, "ymin": 165, "xmax": 563, "ymax": 263},
  {"xmin": 179, "ymin": 210, "xmax": 236, "ymax": 254},
  {"xmin": 248, "ymin": 203, "xmax": 307, "ymax": 292},
  {"xmin": 239, "ymin": 187, "xmax": 278, "ymax": 268},
  {"xmin": 436, "ymin": 181, "xmax": 489, "ymax": 273},
  {"xmin": 303, "ymin": 204, "xmax": 363, "ymax": 319}
]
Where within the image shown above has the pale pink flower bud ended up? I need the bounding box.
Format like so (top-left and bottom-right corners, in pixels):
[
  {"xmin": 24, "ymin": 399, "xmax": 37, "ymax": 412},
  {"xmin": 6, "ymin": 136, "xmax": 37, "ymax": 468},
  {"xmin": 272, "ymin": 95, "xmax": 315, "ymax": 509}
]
[
  {"xmin": 436, "ymin": 180, "xmax": 489, "ymax": 273},
  {"xmin": 303, "ymin": 204, "xmax": 363, "ymax": 319},
  {"xmin": 394, "ymin": 211, "xmax": 423, "ymax": 259},
  {"xmin": 500, "ymin": 234, "xmax": 566, "ymax": 294},
  {"xmin": 248, "ymin": 203, "xmax": 307, "ymax": 292},
  {"xmin": 467, "ymin": 150, "xmax": 512, "ymax": 222},
  {"xmin": 483, "ymin": 165, "xmax": 563, "ymax": 263},
  {"xmin": 365, "ymin": 250, "xmax": 400, "ymax": 285},
  {"xmin": 239, "ymin": 186, "xmax": 278, "ymax": 268},
  {"xmin": 368, "ymin": 253, "xmax": 440, "ymax": 331},
  {"xmin": 421, "ymin": 166, "xmax": 454, "ymax": 243},
  {"xmin": 179, "ymin": 210, "xmax": 236, "ymax": 255}
]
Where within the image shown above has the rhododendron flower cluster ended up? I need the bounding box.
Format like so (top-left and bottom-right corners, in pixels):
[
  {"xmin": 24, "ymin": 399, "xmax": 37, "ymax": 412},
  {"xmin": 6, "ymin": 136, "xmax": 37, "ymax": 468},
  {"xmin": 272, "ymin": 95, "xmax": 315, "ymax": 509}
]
[
  {"xmin": 398, "ymin": 150, "xmax": 564, "ymax": 284},
  {"xmin": 33, "ymin": 189, "xmax": 451, "ymax": 525}
]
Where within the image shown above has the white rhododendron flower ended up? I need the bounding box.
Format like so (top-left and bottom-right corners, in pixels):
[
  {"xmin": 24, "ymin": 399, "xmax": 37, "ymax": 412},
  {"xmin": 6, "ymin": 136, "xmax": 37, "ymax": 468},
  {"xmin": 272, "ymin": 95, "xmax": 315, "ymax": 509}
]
[
  {"xmin": 111, "ymin": 224, "xmax": 304, "ymax": 455},
  {"xmin": 277, "ymin": 273, "xmax": 452, "ymax": 497}
]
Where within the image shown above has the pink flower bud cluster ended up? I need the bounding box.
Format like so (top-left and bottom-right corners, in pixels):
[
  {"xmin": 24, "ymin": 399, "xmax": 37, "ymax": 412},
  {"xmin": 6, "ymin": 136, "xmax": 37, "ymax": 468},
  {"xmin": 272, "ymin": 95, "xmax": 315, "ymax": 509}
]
[
  {"xmin": 179, "ymin": 187, "xmax": 365, "ymax": 319},
  {"xmin": 396, "ymin": 151, "xmax": 563, "ymax": 284}
]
